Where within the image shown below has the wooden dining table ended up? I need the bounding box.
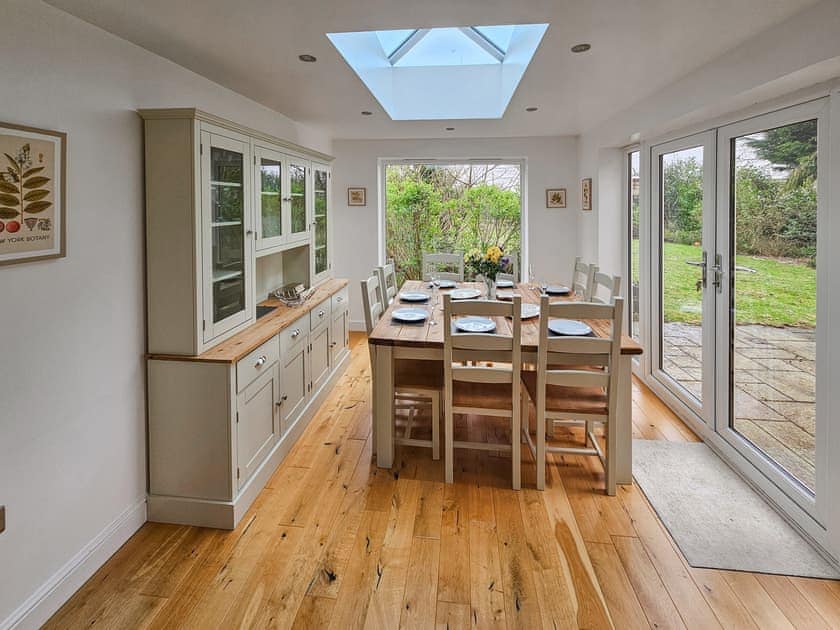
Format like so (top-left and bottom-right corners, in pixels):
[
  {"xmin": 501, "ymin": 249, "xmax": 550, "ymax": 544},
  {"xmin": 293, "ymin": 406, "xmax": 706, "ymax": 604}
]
[{"xmin": 367, "ymin": 280, "xmax": 643, "ymax": 483}]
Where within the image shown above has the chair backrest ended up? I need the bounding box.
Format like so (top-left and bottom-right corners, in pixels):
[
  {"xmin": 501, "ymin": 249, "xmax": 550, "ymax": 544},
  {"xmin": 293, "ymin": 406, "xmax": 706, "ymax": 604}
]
[
  {"xmin": 536, "ymin": 296, "xmax": 624, "ymax": 416},
  {"xmin": 495, "ymin": 251, "xmax": 519, "ymax": 283},
  {"xmin": 422, "ymin": 252, "xmax": 464, "ymax": 281},
  {"xmin": 590, "ymin": 272, "xmax": 621, "ymax": 305},
  {"xmin": 360, "ymin": 273, "xmax": 385, "ymax": 335},
  {"xmin": 376, "ymin": 259, "xmax": 398, "ymax": 304},
  {"xmin": 443, "ymin": 295, "xmax": 522, "ymax": 387},
  {"xmin": 572, "ymin": 257, "xmax": 598, "ymax": 300}
]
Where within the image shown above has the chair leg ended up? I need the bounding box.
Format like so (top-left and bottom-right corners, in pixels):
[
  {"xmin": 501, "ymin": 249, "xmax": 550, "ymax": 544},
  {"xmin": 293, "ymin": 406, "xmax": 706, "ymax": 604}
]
[
  {"xmin": 536, "ymin": 409, "xmax": 546, "ymax": 491},
  {"xmin": 605, "ymin": 419, "xmax": 616, "ymax": 496},
  {"xmin": 444, "ymin": 393, "xmax": 454, "ymax": 484},
  {"xmin": 432, "ymin": 391, "xmax": 440, "ymax": 461},
  {"xmin": 512, "ymin": 403, "xmax": 521, "ymax": 491}
]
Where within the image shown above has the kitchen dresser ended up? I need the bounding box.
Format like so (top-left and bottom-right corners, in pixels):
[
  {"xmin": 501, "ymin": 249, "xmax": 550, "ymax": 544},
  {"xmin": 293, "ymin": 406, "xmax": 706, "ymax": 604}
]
[{"xmin": 141, "ymin": 109, "xmax": 347, "ymax": 529}]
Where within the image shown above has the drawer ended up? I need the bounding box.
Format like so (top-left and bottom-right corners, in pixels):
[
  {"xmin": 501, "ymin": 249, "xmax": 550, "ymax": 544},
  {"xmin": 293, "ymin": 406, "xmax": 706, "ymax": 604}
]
[
  {"xmin": 236, "ymin": 336, "xmax": 279, "ymax": 393},
  {"xmin": 310, "ymin": 299, "xmax": 331, "ymax": 331},
  {"xmin": 280, "ymin": 315, "xmax": 308, "ymax": 355},
  {"xmin": 331, "ymin": 286, "xmax": 349, "ymax": 317}
]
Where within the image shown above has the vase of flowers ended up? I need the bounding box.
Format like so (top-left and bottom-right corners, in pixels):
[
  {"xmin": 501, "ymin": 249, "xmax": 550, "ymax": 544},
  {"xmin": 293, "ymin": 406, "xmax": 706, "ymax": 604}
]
[{"xmin": 464, "ymin": 246, "xmax": 512, "ymax": 300}]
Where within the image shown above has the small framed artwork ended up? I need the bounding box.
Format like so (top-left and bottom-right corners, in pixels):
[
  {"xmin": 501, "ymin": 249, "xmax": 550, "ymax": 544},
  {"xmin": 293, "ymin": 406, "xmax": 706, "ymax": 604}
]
[
  {"xmin": 347, "ymin": 187, "xmax": 366, "ymax": 206},
  {"xmin": 0, "ymin": 122, "xmax": 66, "ymax": 265},
  {"xmin": 546, "ymin": 188, "xmax": 566, "ymax": 208},
  {"xmin": 581, "ymin": 177, "xmax": 592, "ymax": 211}
]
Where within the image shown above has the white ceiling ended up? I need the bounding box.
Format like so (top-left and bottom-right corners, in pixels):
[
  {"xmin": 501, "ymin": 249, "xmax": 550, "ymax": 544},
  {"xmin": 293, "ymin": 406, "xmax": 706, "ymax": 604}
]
[{"xmin": 46, "ymin": 0, "xmax": 818, "ymax": 140}]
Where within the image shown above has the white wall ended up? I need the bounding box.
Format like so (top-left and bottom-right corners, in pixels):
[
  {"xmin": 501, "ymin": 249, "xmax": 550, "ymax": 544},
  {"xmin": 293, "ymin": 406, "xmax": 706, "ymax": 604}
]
[
  {"xmin": 0, "ymin": 2, "xmax": 329, "ymax": 627},
  {"xmin": 331, "ymin": 136, "xmax": 579, "ymax": 327}
]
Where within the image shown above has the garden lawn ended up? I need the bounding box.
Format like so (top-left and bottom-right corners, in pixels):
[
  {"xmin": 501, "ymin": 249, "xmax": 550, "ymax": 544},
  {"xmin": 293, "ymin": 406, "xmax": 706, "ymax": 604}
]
[{"xmin": 636, "ymin": 241, "xmax": 816, "ymax": 328}]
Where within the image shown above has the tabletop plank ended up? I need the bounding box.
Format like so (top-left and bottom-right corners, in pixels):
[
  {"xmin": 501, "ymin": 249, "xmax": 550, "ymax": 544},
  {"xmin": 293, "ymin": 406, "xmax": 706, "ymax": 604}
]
[{"xmin": 368, "ymin": 280, "xmax": 642, "ymax": 355}]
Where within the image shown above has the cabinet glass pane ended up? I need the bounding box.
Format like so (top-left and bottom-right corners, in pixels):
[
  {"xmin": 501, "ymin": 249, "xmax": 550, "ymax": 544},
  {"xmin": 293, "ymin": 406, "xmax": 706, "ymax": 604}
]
[
  {"xmin": 290, "ymin": 163, "xmax": 307, "ymax": 234},
  {"xmin": 314, "ymin": 168, "xmax": 328, "ymax": 274},
  {"xmin": 210, "ymin": 146, "xmax": 245, "ymax": 323},
  {"xmin": 260, "ymin": 158, "xmax": 282, "ymax": 239}
]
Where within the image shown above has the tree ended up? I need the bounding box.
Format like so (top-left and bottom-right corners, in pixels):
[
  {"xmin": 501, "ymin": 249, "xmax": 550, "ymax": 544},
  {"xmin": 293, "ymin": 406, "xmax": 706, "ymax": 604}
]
[
  {"xmin": 663, "ymin": 157, "xmax": 703, "ymax": 244},
  {"xmin": 746, "ymin": 119, "xmax": 817, "ymax": 188}
]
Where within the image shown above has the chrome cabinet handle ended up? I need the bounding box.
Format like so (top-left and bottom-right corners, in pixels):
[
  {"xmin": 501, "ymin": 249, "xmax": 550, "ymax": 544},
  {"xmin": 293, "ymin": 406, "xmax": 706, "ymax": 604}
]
[
  {"xmin": 291, "ymin": 328, "xmax": 301, "ymax": 338},
  {"xmin": 254, "ymin": 355, "xmax": 267, "ymax": 367},
  {"xmin": 318, "ymin": 310, "xmax": 325, "ymax": 317},
  {"xmin": 329, "ymin": 341, "xmax": 337, "ymax": 348},
  {"xmin": 275, "ymin": 394, "xmax": 288, "ymax": 408},
  {"xmin": 336, "ymin": 296, "xmax": 343, "ymax": 303}
]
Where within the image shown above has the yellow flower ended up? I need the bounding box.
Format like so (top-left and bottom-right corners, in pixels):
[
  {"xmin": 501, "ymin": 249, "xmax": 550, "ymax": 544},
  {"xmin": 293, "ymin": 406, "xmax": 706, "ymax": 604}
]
[{"xmin": 485, "ymin": 245, "xmax": 502, "ymax": 264}]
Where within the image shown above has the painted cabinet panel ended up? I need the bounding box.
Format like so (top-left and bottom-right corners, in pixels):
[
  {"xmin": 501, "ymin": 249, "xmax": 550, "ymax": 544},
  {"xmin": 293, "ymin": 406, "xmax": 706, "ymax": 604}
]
[
  {"xmin": 281, "ymin": 343, "xmax": 308, "ymax": 433},
  {"xmin": 310, "ymin": 324, "xmax": 331, "ymax": 394},
  {"xmin": 236, "ymin": 363, "xmax": 280, "ymax": 486}
]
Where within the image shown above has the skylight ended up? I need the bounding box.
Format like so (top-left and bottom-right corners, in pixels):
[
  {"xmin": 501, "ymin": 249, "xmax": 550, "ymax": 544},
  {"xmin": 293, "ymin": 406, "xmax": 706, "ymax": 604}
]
[{"xmin": 327, "ymin": 24, "xmax": 548, "ymax": 120}]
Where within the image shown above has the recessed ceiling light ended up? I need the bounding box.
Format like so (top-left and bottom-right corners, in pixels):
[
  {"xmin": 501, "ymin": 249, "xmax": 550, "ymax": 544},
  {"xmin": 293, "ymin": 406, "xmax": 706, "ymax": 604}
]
[
  {"xmin": 525, "ymin": 106, "xmax": 538, "ymax": 112},
  {"xmin": 570, "ymin": 43, "xmax": 591, "ymax": 53},
  {"xmin": 361, "ymin": 110, "xmax": 373, "ymax": 116},
  {"xmin": 445, "ymin": 127, "xmax": 455, "ymax": 131},
  {"xmin": 298, "ymin": 54, "xmax": 317, "ymax": 62}
]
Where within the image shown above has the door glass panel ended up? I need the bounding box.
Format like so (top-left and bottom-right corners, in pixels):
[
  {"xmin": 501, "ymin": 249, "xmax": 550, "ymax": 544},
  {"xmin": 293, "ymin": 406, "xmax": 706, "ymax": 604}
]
[
  {"xmin": 290, "ymin": 163, "xmax": 307, "ymax": 234},
  {"xmin": 210, "ymin": 146, "xmax": 245, "ymax": 323},
  {"xmin": 730, "ymin": 119, "xmax": 817, "ymax": 492},
  {"xmin": 260, "ymin": 158, "xmax": 282, "ymax": 239},
  {"xmin": 314, "ymin": 168, "xmax": 328, "ymax": 274},
  {"xmin": 660, "ymin": 146, "xmax": 705, "ymax": 402},
  {"xmin": 628, "ymin": 150, "xmax": 641, "ymax": 340}
]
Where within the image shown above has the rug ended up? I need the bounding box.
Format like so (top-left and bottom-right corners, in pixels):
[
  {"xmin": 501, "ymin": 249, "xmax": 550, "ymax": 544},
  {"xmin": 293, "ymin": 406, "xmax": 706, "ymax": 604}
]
[{"xmin": 632, "ymin": 439, "xmax": 839, "ymax": 578}]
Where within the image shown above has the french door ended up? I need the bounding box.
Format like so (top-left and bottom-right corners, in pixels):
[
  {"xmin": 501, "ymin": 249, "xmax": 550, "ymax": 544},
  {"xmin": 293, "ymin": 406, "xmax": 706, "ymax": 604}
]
[{"xmin": 651, "ymin": 99, "xmax": 828, "ymax": 522}]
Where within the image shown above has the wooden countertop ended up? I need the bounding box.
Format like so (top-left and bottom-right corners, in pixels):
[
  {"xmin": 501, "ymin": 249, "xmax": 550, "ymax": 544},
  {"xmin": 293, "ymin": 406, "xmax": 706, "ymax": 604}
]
[
  {"xmin": 149, "ymin": 278, "xmax": 349, "ymax": 364},
  {"xmin": 368, "ymin": 280, "xmax": 643, "ymax": 356}
]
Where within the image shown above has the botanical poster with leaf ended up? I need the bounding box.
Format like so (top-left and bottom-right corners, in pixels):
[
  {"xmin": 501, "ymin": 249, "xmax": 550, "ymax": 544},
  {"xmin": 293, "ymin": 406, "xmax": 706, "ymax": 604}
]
[{"xmin": 0, "ymin": 124, "xmax": 64, "ymax": 263}]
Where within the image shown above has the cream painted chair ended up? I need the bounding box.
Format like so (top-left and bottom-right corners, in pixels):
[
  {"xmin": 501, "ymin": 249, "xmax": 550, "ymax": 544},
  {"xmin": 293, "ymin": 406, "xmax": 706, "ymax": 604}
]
[
  {"xmin": 496, "ymin": 251, "xmax": 519, "ymax": 284},
  {"xmin": 361, "ymin": 273, "xmax": 441, "ymax": 459},
  {"xmin": 443, "ymin": 294, "xmax": 523, "ymax": 488},
  {"xmin": 590, "ymin": 272, "xmax": 621, "ymax": 305},
  {"xmin": 521, "ymin": 296, "xmax": 624, "ymax": 493},
  {"xmin": 571, "ymin": 257, "xmax": 598, "ymax": 300},
  {"xmin": 376, "ymin": 259, "xmax": 398, "ymax": 305},
  {"xmin": 422, "ymin": 252, "xmax": 464, "ymax": 282}
]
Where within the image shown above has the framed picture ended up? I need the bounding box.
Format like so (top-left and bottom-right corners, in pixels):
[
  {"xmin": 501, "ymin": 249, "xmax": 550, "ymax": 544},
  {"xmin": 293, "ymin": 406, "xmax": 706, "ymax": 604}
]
[
  {"xmin": 545, "ymin": 188, "xmax": 566, "ymax": 208},
  {"xmin": 581, "ymin": 177, "xmax": 592, "ymax": 211},
  {"xmin": 347, "ymin": 187, "xmax": 366, "ymax": 206},
  {"xmin": 0, "ymin": 122, "xmax": 66, "ymax": 265}
]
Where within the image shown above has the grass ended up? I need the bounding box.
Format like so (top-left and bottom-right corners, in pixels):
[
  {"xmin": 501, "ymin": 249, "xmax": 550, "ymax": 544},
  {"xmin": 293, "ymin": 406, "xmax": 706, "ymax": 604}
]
[{"xmin": 633, "ymin": 241, "xmax": 816, "ymax": 328}]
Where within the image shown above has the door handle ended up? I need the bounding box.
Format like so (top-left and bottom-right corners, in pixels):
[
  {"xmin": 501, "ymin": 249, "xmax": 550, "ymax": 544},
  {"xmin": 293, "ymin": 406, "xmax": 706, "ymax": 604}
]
[
  {"xmin": 686, "ymin": 251, "xmax": 708, "ymax": 290},
  {"xmin": 711, "ymin": 253, "xmax": 723, "ymax": 293}
]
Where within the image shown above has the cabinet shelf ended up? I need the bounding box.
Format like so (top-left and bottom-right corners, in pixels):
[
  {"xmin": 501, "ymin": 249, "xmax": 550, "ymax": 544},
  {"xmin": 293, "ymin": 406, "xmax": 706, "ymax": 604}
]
[
  {"xmin": 211, "ymin": 180, "xmax": 242, "ymax": 188},
  {"xmin": 212, "ymin": 220, "xmax": 242, "ymax": 227},
  {"xmin": 213, "ymin": 269, "xmax": 244, "ymax": 282}
]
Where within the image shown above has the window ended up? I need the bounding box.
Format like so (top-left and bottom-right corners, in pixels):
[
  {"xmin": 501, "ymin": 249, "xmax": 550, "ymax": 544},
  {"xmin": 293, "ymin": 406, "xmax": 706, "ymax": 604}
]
[{"xmin": 627, "ymin": 149, "xmax": 641, "ymax": 340}]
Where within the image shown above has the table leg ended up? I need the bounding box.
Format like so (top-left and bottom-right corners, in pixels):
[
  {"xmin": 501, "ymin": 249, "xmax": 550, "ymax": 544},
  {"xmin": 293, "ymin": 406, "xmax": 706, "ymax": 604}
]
[
  {"xmin": 374, "ymin": 344, "xmax": 395, "ymax": 468},
  {"xmin": 616, "ymin": 354, "xmax": 633, "ymax": 485}
]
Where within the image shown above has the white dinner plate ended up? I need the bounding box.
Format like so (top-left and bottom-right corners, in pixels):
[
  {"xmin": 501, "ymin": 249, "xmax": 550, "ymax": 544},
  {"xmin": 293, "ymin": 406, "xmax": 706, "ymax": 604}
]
[
  {"xmin": 496, "ymin": 290, "xmax": 514, "ymax": 300},
  {"xmin": 548, "ymin": 318, "xmax": 592, "ymax": 336},
  {"xmin": 520, "ymin": 303, "xmax": 540, "ymax": 319},
  {"xmin": 399, "ymin": 291, "xmax": 430, "ymax": 302},
  {"xmin": 436, "ymin": 279, "xmax": 457, "ymax": 288},
  {"xmin": 546, "ymin": 285, "xmax": 571, "ymax": 295},
  {"xmin": 450, "ymin": 288, "xmax": 482, "ymax": 300},
  {"xmin": 496, "ymin": 279, "xmax": 514, "ymax": 288},
  {"xmin": 392, "ymin": 307, "xmax": 428, "ymax": 323},
  {"xmin": 455, "ymin": 316, "xmax": 496, "ymax": 333}
]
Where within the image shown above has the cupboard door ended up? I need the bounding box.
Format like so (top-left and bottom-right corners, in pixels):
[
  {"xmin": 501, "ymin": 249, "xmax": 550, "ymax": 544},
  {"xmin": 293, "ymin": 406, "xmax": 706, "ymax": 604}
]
[
  {"xmin": 312, "ymin": 164, "xmax": 330, "ymax": 282},
  {"xmin": 254, "ymin": 146, "xmax": 285, "ymax": 251},
  {"xmin": 309, "ymin": 323, "xmax": 331, "ymax": 395},
  {"xmin": 287, "ymin": 158, "xmax": 309, "ymax": 243},
  {"xmin": 280, "ymin": 342, "xmax": 308, "ymax": 433},
  {"xmin": 330, "ymin": 306, "xmax": 350, "ymax": 366},
  {"xmin": 201, "ymin": 131, "xmax": 253, "ymax": 343},
  {"xmin": 236, "ymin": 363, "xmax": 279, "ymax": 487}
]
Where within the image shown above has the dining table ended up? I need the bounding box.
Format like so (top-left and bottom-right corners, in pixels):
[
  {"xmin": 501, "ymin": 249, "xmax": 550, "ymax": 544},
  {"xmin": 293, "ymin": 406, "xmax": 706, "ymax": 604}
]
[{"xmin": 367, "ymin": 280, "xmax": 643, "ymax": 484}]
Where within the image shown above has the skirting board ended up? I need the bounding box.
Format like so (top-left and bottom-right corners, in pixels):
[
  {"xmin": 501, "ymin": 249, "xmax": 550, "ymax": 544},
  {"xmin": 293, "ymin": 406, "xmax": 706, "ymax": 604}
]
[
  {"xmin": 1, "ymin": 498, "xmax": 147, "ymax": 630},
  {"xmin": 148, "ymin": 350, "xmax": 350, "ymax": 530},
  {"xmin": 350, "ymin": 319, "xmax": 366, "ymax": 332}
]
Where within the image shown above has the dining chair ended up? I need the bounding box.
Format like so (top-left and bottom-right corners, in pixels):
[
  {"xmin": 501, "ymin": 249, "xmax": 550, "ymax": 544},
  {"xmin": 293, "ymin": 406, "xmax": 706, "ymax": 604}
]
[
  {"xmin": 422, "ymin": 252, "xmax": 464, "ymax": 281},
  {"xmin": 590, "ymin": 272, "xmax": 621, "ymax": 304},
  {"xmin": 443, "ymin": 294, "xmax": 523, "ymax": 488},
  {"xmin": 495, "ymin": 251, "xmax": 519, "ymax": 284},
  {"xmin": 361, "ymin": 274, "xmax": 442, "ymax": 459},
  {"xmin": 571, "ymin": 257, "xmax": 598, "ymax": 300},
  {"xmin": 376, "ymin": 259, "xmax": 398, "ymax": 305},
  {"xmin": 521, "ymin": 296, "xmax": 623, "ymax": 493}
]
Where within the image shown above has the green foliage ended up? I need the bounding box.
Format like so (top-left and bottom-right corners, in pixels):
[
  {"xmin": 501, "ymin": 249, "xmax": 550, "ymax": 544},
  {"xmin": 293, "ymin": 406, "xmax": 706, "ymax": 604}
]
[
  {"xmin": 663, "ymin": 157, "xmax": 703, "ymax": 245},
  {"xmin": 746, "ymin": 119, "xmax": 817, "ymax": 188}
]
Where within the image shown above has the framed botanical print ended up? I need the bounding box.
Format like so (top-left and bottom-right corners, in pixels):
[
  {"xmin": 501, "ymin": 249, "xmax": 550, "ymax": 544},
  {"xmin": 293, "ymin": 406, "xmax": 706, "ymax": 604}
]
[
  {"xmin": 347, "ymin": 187, "xmax": 366, "ymax": 206},
  {"xmin": 0, "ymin": 122, "xmax": 66, "ymax": 265},
  {"xmin": 581, "ymin": 177, "xmax": 592, "ymax": 211},
  {"xmin": 546, "ymin": 188, "xmax": 566, "ymax": 208}
]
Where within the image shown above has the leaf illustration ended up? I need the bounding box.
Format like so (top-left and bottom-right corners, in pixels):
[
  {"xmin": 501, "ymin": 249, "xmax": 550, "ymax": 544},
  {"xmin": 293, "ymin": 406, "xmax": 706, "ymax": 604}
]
[
  {"xmin": 0, "ymin": 193, "xmax": 19, "ymax": 206},
  {"xmin": 4, "ymin": 153, "xmax": 20, "ymax": 173},
  {"xmin": 0, "ymin": 207, "xmax": 18, "ymax": 219},
  {"xmin": 24, "ymin": 189, "xmax": 49, "ymax": 201},
  {"xmin": 24, "ymin": 200, "xmax": 52, "ymax": 214},
  {"xmin": 22, "ymin": 176, "xmax": 50, "ymax": 189},
  {"xmin": 0, "ymin": 181, "xmax": 18, "ymax": 194},
  {"xmin": 6, "ymin": 168, "xmax": 19, "ymax": 183},
  {"xmin": 22, "ymin": 166, "xmax": 45, "ymax": 178}
]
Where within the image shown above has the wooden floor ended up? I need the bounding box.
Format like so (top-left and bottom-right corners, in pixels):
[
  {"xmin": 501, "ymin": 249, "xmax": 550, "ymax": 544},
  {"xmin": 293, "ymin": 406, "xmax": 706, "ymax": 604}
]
[{"xmin": 47, "ymin": 333, "xmax": 840, "ymax": 629}]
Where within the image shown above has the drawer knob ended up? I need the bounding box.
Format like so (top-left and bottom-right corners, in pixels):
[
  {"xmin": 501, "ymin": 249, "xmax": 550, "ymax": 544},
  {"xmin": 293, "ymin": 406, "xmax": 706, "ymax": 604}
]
[
  {"xmin": 291, "ymin": 329, "xmax": 301, "ymax": 338},
  {"xmin": 336, "ymin": 296, "xmax": 343, "ymax": 302},
  {"xmin": 329, "ymin": 341, "xmax": 337, "ymax": 348},
  {"xmin": 282, "ymin": 394, "xmax": 288, "ymax": 401},
  {"xmin": 318, "ymin": 310, "xmax": 325, "ymax": 317},
  {"xmin": 255, "ymin": 355, "xmax": 267, "ymax": 367}
]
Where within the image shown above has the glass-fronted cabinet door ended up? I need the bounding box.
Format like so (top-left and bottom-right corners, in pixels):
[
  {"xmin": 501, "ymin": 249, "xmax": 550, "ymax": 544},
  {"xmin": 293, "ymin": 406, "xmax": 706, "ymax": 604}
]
[
  {"xmin": 286, "ymin": 157, "xmax": 309, "ymax": 243},
  {"xmin": 254, "ymin": 146, "xmax": 285, "ymax": 252},
  {"xmin": 312, "ymin": 163, "xmax": 330, "ymax": 282},
  {"xmin": 201, "ymin": 131, "xmax": 253, "ymax": 342}
]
